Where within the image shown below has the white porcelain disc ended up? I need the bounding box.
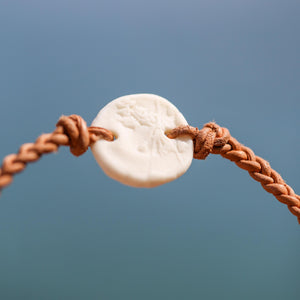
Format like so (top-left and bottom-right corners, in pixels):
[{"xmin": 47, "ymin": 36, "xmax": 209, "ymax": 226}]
[{"xmin": 91, "ymin": 94, "xmax": 193, "ymax": 188}]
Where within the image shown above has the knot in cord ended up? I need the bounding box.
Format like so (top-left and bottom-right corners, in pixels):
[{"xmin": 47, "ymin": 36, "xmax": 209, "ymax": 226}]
[
  {"xmin": 56, "ymin": 115, "xmax": 114, "ymax": 156},
  {"xmin": 167, "ymin": 122, "xmax": 230, "ymax": 159},
  {"xmin": 56, "ymin": 115, "xmax": 90, "ymax": 156}
]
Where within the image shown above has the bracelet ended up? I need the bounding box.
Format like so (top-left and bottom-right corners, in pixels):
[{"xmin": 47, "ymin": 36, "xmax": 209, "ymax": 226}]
[{"xmin": 0, "ymin": 94, "xmax": 299, "ymax": 224}]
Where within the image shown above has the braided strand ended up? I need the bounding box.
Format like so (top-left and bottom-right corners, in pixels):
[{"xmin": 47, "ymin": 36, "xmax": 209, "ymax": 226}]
[
  {"xmin": 0, "ymin": 115, "xmax": 114, "ymax": 191},
  {"xmin": 167, "ymin": 123, "xmax": 300, "ymax": 224}
]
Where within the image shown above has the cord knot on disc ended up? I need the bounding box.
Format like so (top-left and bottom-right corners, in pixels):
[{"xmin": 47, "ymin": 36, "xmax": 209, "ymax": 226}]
[
  {"xmin": 56, "ymin": 115, "xmax": 90, "ymax": 156},
  {"xmin": 55, "ymin": 115, "xmax": 114, "ymax": 157},
  {"xmin": 167, "ymin": 122, "xmax": 230, "ymax": 159}
]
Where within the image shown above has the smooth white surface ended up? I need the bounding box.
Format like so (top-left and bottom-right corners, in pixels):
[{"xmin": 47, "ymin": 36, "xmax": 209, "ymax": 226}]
[{"xmin": 91, "ymin": 94, "xmax": 193, "ymax": 188}]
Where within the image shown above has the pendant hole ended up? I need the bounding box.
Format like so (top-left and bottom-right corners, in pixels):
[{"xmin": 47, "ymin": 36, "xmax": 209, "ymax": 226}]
[{"xmin": 112, "ymin": 132, "xmax": 118, "ymax": 141}]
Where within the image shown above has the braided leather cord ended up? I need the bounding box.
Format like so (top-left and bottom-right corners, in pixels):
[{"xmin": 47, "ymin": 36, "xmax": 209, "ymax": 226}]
[
  {"xmin": 167, "ymin": 123, "xmax": 300, "ymax": 224},
  {"xmin": 0, "ymin": 115, "xmax": 114, "ymax": 190},
  {"xmin": 0, "ymin": 115, "xmax": 299, "ymax": 224}
]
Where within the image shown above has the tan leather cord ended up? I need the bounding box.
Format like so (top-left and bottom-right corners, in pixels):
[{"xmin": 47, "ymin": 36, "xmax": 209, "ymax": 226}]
[
  {"xmin": 0, "ymin": 115, "xmax": 114, "ymax": 191},
  {"xmin": 167, "ymin": 122, "xmax": 300, "ymax": 224},
  {"xmin": 0, "ymin": 115, "xmax": 299, "ymax": 224}
]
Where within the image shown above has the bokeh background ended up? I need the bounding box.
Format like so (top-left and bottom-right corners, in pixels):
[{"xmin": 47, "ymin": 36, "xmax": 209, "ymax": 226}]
[{"xmin": 0, "ymin": 1, "xmax": 299, "ymax": 299}]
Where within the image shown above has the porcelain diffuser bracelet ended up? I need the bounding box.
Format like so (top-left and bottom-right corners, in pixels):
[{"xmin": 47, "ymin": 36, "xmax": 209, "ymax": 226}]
[{"xmin": 0, "ymin": 94, "xmax": 299, "ymax": 223}]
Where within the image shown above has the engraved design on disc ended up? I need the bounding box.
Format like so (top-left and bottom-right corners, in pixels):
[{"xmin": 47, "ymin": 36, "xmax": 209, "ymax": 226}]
[{"xmin": 91, "ymin": 94, "xmax": 193, "ymax": 188}]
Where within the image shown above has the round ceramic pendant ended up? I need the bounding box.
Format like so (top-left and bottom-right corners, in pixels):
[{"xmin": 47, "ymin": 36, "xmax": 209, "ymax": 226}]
[{"xmin": 91, "ymin": 94, "xmax": 193, "ymax": 188}]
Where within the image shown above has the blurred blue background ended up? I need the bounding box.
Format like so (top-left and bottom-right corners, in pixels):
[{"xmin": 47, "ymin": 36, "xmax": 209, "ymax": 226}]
[{"xmin": 0, "ymin": 0, "xmax": 299, "ymax": 299}]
